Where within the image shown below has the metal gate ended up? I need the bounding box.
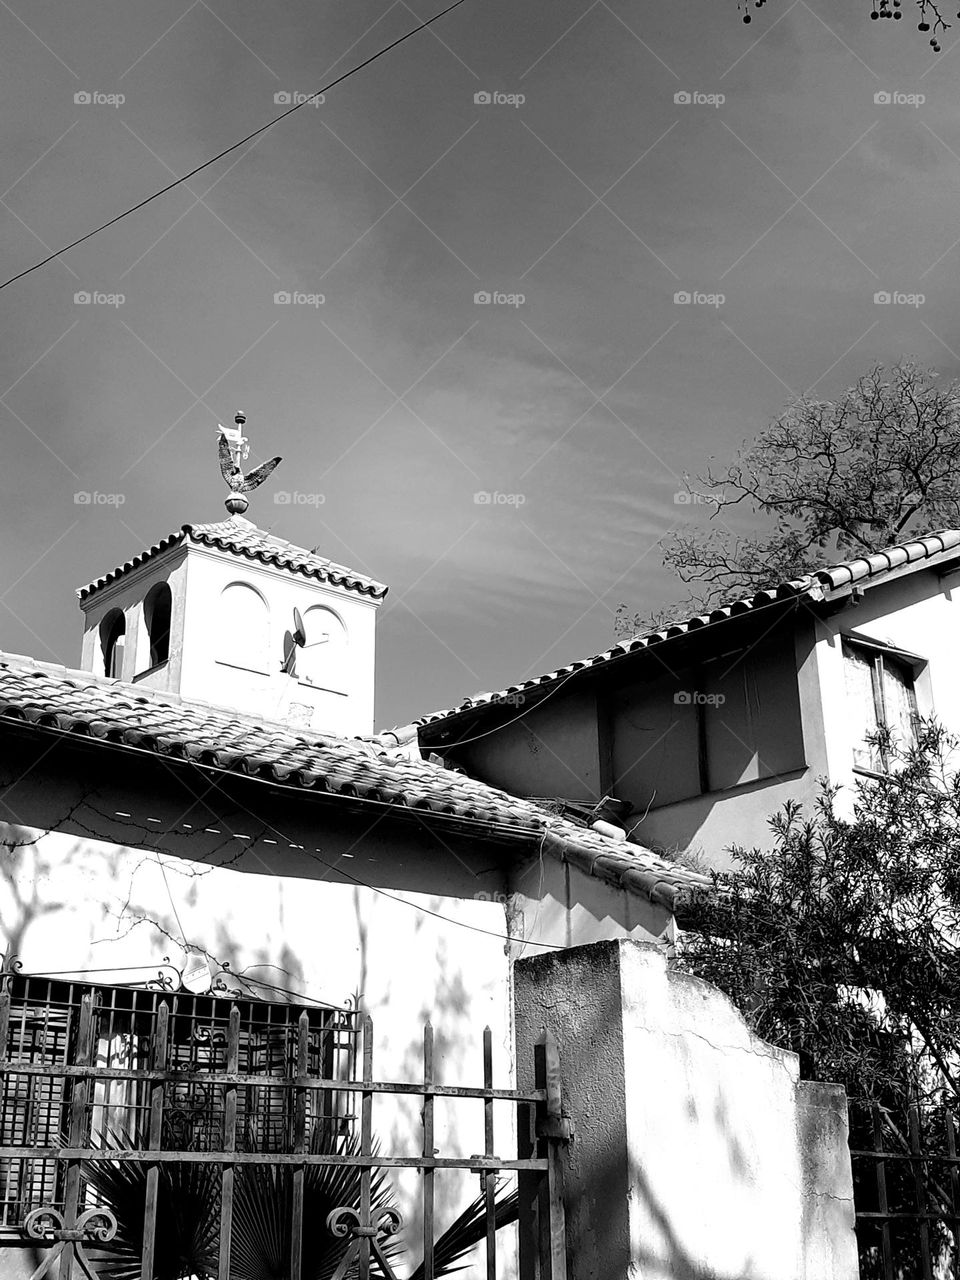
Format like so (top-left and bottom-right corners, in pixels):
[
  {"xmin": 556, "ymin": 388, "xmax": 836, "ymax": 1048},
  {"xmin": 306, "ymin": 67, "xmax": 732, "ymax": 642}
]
[{"xmin": 0, "ymin": 967, "xmax": 567, "ymax": 1279}]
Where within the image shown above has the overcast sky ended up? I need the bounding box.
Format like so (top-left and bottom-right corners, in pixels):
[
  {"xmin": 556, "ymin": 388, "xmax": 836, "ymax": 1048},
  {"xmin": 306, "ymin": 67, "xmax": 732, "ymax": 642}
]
[{"xmin": 1, "ymin": 0, "xmax": 957, "ymax": 729}]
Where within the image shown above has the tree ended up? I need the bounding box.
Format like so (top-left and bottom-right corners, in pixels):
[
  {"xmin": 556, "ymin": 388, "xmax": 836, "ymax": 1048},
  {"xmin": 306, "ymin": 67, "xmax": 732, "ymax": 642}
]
[
  {"xmin": 618, "ymin": 362, "xmax": 960, "ymax": 636},
  {"xmin": 675, "ymin": 720, "xmax": 960, "ymax": 1106},
  {"xmin": 675, "ymin": 723, "xmax": 960, "ymax": 1274},
  {"xmin": 736, "ymin": 0, "xmax": 951, "ymax": 49}
]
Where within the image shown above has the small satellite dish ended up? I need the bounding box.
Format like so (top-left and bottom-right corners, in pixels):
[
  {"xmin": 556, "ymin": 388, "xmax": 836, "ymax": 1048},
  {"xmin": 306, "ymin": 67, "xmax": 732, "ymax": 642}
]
[{"xmin": 292, "ymin": 607, "xmax": 306, "ymax": 647}]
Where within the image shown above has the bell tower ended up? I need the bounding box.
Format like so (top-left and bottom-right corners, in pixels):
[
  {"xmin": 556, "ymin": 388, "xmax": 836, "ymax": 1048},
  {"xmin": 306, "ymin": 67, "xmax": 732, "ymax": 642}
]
[{"xmin": 76, "ymin": 415, "xmax": 387, "ymax": 736}]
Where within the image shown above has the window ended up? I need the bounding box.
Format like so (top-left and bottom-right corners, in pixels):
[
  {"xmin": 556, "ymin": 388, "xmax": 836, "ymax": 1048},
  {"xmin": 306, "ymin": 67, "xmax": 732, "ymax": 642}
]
[
  {"xmin": 295, "ymin": 606, "xmax": 348, "ymax": 693},
  {"xmin": 99, "ymin": 610, "xmax": 125, "ymax": 679},
  {"xmin": 842, "ymin": 637, "xmax": 920, "ymax": 772},
  {"xmin": 142, "ymin": 582, "xmax": 172, "ymax": 669},
  {"xmin": 218, "ymin": 582, "xmax": 269, "ymax": 672}
]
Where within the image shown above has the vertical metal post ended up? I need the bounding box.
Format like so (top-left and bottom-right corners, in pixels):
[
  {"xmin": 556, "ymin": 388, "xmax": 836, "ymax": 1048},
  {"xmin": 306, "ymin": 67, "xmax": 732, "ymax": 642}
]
[
  {"xmin": 483, "ymin": 1026, "xmax": 496, "ymax": 1280},
  {"xmin": 140, "ymin": 1000, "xmax": 169, "ymax": 1280},
  {"xmin": 359, "ymin": 1015, "xmax": 374, "ymax": 1280},
  {"xmin": 534, "ymin": 1031, "xmax": 567, "ymax": 1280},
  {"xmin": 909, "ymin": 1104, "xmax": 934, "ymax": 1280},
  {"xmin": 59, "ymin": 992, "xmax": 95, "ymax": 1280},
  {"xmin": 946, "ymin": 1110, "xmax": 960, "ymax": 1272},
  {"xmin": 290, "ymin": 1010, "xmax": 309, "ymax": 1280},
  {"xmin": 422, "ymin": 1022, "xmax": 435, "ymax": 1280},
  {"xmin": 217, "ymin": 1005, "xmax": 240, "ymax": 1280},
  {"xmin": 872, "ymin": 1104, "xmax": 895, "ymax": 1280}
]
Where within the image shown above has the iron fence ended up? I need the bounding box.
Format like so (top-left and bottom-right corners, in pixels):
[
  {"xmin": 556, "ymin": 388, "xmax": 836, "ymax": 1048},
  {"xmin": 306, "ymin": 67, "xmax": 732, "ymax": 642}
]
[
  {"xmin": 850, "ymin": 1098, "xmax": 960, "ymax": 1279},
  {"xmin": 0, "ymin": 968, "xmax": 568, "ymax": 1280}
]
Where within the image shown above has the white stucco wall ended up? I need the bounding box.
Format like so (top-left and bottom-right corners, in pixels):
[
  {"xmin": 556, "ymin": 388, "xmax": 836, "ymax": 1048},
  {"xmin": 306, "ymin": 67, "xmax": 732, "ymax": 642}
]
[
  {"xmin": 0, "ymin": 822, "xmax": 516, "ymax": 1274},
  {"xmin": 79, "ymin": 537, "xmax": 380, "ymax": 736}
]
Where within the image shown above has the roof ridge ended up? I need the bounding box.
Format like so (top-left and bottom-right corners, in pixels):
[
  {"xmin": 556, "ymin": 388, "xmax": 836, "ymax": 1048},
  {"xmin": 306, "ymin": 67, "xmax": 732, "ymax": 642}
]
[
  {"xmin": 413, "ymin": 527, "xmax": 960, "ymax": 730},
  {"xmin": 77, "ymin": 519, "xmax": 388, "ymax": 601}
]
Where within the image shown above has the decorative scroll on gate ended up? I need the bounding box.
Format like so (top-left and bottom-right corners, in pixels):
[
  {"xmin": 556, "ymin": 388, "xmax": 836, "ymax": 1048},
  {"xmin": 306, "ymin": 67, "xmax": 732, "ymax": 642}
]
[{"xmin": 0, "ymin": 965, "xmax": 569, "ymax": 1279}]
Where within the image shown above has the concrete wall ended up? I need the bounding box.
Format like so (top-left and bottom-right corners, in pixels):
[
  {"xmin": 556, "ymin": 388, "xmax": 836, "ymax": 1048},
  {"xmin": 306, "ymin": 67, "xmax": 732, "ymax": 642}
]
[{"xmin": 514, "ymin": 939, "xmax": 858, "ymax": 1280}]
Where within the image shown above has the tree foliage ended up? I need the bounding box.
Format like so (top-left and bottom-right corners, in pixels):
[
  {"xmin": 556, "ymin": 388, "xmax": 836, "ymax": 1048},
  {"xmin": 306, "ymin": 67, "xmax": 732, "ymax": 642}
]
[
  {"xmin": 736, "ymin": 0, "xmax": 951, "ymax": 48},
  {"xmin": 676, "ymin": 722, "xmax": 960, "ymax": 1107},
  {"xmin": 618, "ymin": 362, "xmax": 960, "ymax": 636}
]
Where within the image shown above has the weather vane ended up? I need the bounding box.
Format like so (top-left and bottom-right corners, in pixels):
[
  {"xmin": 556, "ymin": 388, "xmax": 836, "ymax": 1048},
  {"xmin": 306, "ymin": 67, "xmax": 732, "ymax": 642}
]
[{"xmin": 217, "ymin": 412, "xmax": 282, "ymax": 515}]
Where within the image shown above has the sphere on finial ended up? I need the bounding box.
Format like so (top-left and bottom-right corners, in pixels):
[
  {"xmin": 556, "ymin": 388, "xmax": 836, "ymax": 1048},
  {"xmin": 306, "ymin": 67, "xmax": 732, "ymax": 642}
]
[{"xmin": 225, "ymin": 492, "xmax": 249, "ymax": 516}]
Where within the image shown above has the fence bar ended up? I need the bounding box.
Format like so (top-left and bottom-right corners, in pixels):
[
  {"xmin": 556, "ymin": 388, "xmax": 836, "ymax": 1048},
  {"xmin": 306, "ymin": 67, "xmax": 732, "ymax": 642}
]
[
  {"xmin": 909, "ymin": 1104, "xmax": 935, "ymax": 1280},
  {"xmin": 290, "ymin": 1009, "xmax": 309, "ymax": 1280},
  {"xmin": 422, "ymin": 1022, "xmax": 435, "ymax": 1280},
  {"xmin": 871, "ymin": 1105, "xmax": 895, "ymax": 1280},
  {"xmin": 59, "ymin": 991, "xmax": 95, "ymax": 1280},
  {"xmin": 483, "ymin": 1025, "xmax": 496, "ymax": 1280},
  {"xmin": 946, "ymin": 1111, "xmax": 960, "ymax": 1271},
  {"xmin": 359, "ymin": 1015, "xmax": 374, "ymax": 1280},
  {"xmin": 140, "ymin": 1000, "xmax": 169, "ymax": 1280},
  {"xmin": 538, "ymin": 1031, "xmax": 567, "ymax": 1280},
  {"xmin": 217, "ymin": 1005, "xmax": 241, "ymax": 1280}
]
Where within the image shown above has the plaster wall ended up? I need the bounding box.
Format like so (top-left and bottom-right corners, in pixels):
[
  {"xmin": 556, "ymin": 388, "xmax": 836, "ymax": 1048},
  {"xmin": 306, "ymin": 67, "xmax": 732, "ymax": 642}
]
[
  {"xmin": 0, "ymin": 822, "xmax": 515, "ymax": 1275},
  {"xmin": 514, "ymin": 940, "xmax": 859, "ymax": 1280},
  {"xmin": 79, "ymin": 539, "xmax": 380, "ymax": 736},
  {"xmin": 179, "ymin": 545, "xmax": 379, "ymax": 736},
  {"xmin": 455, "ymin": 690, "xmax": 602, "ymax": 804},
  {"xmin": 507, "ymin": 855, "xmax": 673, "ymax": 956}
]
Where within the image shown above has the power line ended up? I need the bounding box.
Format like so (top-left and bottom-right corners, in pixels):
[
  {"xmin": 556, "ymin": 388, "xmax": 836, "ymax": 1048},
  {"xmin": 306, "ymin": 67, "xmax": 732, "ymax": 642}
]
[{"xmin": 0, "ymin": 0, "xmax": 468, "ymax": 293}]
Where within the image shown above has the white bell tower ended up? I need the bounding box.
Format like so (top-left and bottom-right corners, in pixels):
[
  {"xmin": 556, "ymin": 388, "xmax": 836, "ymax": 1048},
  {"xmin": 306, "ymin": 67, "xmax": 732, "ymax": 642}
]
[{"xmin": 77, "ymin": 414, "xmax": 387, "ymax": 736}]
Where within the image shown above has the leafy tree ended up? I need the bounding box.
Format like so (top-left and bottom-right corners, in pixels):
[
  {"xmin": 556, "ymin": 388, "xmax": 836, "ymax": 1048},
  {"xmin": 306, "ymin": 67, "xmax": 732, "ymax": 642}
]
[
  {"xmin": 735, "ymin": 0, "xmax": 950, "ymax": 48},
  {"xmin": 675, "ymin": 722, "xmax": 960, "ymax": 1273},
  {"xmin": 618, "ymin": 362, "xmax": 960, "ymax": 637},
  {"xmin": 675, "ymin": 720, "xmax": 960, "ymax": 1106}
]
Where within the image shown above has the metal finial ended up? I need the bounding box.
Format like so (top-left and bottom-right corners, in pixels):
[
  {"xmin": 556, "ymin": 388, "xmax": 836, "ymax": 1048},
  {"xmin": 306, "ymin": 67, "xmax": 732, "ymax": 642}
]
[{"xmin": 216, "ymin": 413, "xmax": 281, "ymax": 517}]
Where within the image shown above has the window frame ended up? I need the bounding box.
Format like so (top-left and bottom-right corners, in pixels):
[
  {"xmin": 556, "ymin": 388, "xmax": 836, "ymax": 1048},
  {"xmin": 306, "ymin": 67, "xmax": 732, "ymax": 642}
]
[{"xmin": 841, "ymin": 633, "xmax": 923, "ymax": 775}]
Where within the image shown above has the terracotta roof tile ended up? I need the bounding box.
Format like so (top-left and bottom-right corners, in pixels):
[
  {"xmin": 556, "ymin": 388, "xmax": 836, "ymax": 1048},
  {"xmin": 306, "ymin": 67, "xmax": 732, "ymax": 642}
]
[
  {"xmin": 417, "ymin": 529, "xmax": 960, "ymax": 730},
  {"xmin": 0, "ymin": 653, "xmax": 708, "ymax": 912},
  {"xmin": 77, "ymin": 517, "xmax": 387, "ymax": 601}
]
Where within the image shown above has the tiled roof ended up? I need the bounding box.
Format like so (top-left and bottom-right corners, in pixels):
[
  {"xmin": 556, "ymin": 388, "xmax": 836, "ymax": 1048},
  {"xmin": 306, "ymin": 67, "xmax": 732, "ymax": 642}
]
[
  {"xmin": 0, "ymin": 653, "xmax": 708, "ymax": 912},
  {"xmin": 417, "ymin": 530, "xmax": 960, "ymax": 729},
  {"xmin": 77, "ymin": 517, "xmax": 388, "ymax": 601}
]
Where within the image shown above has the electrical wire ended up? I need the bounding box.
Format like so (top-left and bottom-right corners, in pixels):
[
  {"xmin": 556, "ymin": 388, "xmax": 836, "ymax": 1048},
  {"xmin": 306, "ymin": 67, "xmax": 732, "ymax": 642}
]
[{"xmin": 0, "ymin": 0, "xmax": 468, "ymax": 293}]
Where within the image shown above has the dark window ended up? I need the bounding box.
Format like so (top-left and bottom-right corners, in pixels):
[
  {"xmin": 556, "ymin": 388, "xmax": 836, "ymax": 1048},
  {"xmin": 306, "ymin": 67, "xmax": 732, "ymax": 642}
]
[
  {"xmin": 99, "ymin": 610, "xmax": 125, "ymax": 679},
  {"xmin": 842, "ymin": 638, "xmax": 919, "ymax": 771},
  {"xmin": 143, "ymin": 582, "xmax": 172, "ymax": 668}
]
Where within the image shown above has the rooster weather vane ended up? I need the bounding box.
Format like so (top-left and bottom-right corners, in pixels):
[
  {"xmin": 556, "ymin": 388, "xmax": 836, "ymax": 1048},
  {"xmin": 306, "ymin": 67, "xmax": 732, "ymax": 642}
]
[{"xmin": 217, "ymin": 412, "xmax": 282, "ymax": 515}]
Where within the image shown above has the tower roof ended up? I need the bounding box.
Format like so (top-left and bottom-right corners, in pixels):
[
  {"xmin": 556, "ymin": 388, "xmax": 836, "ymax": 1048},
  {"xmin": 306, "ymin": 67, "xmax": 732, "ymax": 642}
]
[{"xmin": 77, "ymin": 516, "xmax": 388, "ymax": 602}]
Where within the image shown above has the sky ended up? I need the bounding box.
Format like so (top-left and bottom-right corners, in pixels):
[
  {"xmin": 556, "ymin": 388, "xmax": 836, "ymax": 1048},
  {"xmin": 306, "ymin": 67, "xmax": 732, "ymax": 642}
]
[{"xmin": 1, "ymin": 0, "xmax": 958, "ymax": 730}]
